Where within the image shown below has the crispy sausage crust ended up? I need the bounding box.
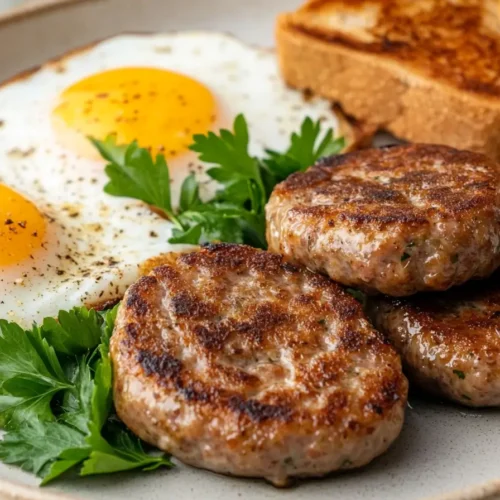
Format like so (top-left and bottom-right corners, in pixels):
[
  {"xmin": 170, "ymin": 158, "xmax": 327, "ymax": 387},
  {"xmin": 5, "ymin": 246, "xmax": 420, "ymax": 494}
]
[
  {"xmin": 266, "ymin": 144, "xmax": 500, "ymax": 296},
  {"xmin": 111, "ymin": 244, "xmax": 407, "ymax": 485},
  {"xmin": 370, "ymin": 274, "xmax": 500, "ymax": 407}
]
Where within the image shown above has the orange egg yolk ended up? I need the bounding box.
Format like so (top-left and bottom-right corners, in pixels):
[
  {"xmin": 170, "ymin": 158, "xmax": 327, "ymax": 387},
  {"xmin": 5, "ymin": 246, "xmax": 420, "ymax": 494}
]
[
  {"xmin": 52, "ymin": 67, "xmax": 216, "ymax": 159},
  {"xmin": 0, "ymin": 185, "xmax": 46, "ymax": 266}
]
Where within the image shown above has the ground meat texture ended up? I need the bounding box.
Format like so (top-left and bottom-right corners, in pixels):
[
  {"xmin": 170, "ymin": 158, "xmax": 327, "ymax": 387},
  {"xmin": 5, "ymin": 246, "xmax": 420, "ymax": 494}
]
[
  {"xmin": 110, "ymin": 243, "xmax": 407, "ymax": 486},
  {"xmin": 266, "ymin": 144, "xmax": 500, "ymax": 296},
  {"xmin": 370, "ymin": 273, "xmax": 500, "ymax": 407}
]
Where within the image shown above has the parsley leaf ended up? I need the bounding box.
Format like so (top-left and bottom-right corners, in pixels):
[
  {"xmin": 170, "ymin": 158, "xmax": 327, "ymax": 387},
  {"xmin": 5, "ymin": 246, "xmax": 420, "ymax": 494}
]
[
  {"xmin": 174, "ymin": 209, "xmax": 244, "ymax": 245},
  {"xmin": 179, "ymin": 173, "xmax": 202, "ymax": 212},
  {"xmin": 59, "ymin": 357, "xmax": 94, "ymax": 434},
  {"xmin": 92, "ymin": 114, "xmax": 344, "ymax": 248},
  {"xmin": 345, "ymin": 288, "xmax": 368, "ymax": 309},
  {"xmin": 82, "ymin": 421, "xmax": 173, "ymax": 476},
  {"xmin": 264, "ymin": 117, "xmax": 345, "ymax": 182},
  {"xmin": 190, "ymin": 114, "xmax": 267, "ymax": 212},
  {"xmin": 169, "ymin": 222, "xmax": 203, "ymax": 245},
  {"xmin": 0, "ymin": 304, "xmax": 173, "ymax": 485},
  {"xmin": 191, "ymin": 114, "xmax": 257, "ymax": 179},
  {"xmin": 0, "ymin": 378, "xmax": 62, "ymax": 428},
  {"xmin": 90, "ymin": 135, "xmax": 182, "ymax": 230},
  {"xmin": 172, "ymin": 203, "xmax": 266, "ymax": 248},
  {"xmin": 0, "ymin": 420, "xmax": 87, "ymax": 480},
  {"xmin": 81, "ymin": 325, "xmax": 173, "ymax": 477},
  {"xmin": 99, "ymin": 303, "xmax": 119, "ymax": 347},
  {"xmin": 41, "ymin": 447, "xmax": 92, "ymax": 486},
  {"xmin": 0, "ymin": 321, "xmax": 70, "ymax": 426},
  {"xmin": 41, "ymin": 307, "xmax": 103, "ymax": 355}
]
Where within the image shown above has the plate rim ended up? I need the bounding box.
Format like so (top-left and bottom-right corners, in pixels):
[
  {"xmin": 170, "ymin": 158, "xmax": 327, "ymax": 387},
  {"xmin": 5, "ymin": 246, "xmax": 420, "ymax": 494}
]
[
  {"xmin": 0, "ymin": 1, "xmax": 498, "ymax": 499},
  {"xmin": 0, "ymin": 476, "xmax": 500, "ymax": 500}
]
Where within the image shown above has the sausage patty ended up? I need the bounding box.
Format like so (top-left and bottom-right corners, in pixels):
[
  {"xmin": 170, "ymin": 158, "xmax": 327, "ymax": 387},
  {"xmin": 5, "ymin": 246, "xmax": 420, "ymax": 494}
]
[
  {"xmin": 266, "ymin": 144, "xmax": 500, "ymax": 296},
  {"xmin": 370, "ymin": 273, "xmax": 500, "ymax": 407},
  {"xmin": 111, "ymin": 244, "xmax": 407, "ymax": 485}
]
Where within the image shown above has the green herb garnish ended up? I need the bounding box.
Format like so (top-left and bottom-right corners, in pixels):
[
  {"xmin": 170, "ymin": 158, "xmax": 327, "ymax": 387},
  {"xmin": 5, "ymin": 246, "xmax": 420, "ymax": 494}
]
[
  {"xmin": 346, "ymin": 288, "xmax": 367, "ymax": 308},
  {"xmin": 401, "ymin": 241, "xmax": 416, "ymax": 262},
  {"xmin": 453, "ymin": 369, "xmax": 466, "ymax": 380},
  {"xmin": 91, "ymin": 115, "xmax": 344, "ymax": 248},
  {"xmin": 262, "ymin": 117, "xmax": 345, "ymax": 183},
  {"xmin": 0, "ymin": 305, "xmax": 173, "ymax": 485}
]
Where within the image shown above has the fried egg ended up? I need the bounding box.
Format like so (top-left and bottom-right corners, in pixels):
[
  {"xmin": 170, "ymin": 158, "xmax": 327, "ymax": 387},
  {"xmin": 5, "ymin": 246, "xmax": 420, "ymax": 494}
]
[{"xmin": 0, "ymin": 32, "xmax": 340, "ymax": 326}]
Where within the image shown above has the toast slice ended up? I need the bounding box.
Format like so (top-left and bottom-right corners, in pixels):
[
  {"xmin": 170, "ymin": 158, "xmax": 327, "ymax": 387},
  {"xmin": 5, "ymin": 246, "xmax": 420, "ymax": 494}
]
[{"xmin": 276, "ymin": 0, "xmax": 500, "ymax": 159}]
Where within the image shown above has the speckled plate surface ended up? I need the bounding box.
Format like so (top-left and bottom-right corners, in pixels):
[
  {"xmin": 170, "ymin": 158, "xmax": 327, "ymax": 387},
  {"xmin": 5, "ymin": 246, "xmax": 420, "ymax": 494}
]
[{"xmin": 0, "ymin": 1, "xmax": 499, "ymax": 499}]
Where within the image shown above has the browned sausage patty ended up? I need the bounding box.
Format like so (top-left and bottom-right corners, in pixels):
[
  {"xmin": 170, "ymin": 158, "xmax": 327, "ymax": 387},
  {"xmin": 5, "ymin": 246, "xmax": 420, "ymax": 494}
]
[
  {"xmin": 266, "ymin": 145, "xmax": 500, "ymax": 296},
  {"xmin": 111, "ymin": 244, "xmax": 407, "ymax": 485},
  {"xmin": 370, "ymin": 273, "xmax": 500, "ymax": 407}
]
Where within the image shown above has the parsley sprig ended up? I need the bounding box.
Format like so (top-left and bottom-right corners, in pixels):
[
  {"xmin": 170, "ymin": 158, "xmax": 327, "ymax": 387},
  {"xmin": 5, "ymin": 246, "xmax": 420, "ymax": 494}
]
[
  {"xmin": 0, "ymin": 306, "xmax": 173, "ymax": 485},
  {"xmin": 91, "ymin": 115, "xmax": 344, "ymax": 247}
]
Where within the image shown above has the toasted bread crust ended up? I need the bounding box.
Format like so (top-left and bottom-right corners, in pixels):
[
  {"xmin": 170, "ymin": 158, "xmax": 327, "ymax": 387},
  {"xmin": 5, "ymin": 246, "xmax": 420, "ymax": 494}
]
[
  {"xmin": 289, "ymin": 0, "xmax": 500, "ymax": 98},
  {"xmin": 276, "ymin": 10, "xmax": 500, "ymax": 159},
  {"xmin": 111, "ymin": 244, "xmax": 407, "ymax": 485},
  {"xmin": 370, "ymin": 273, "xmax": 500, "ymax": 407},
  {"xmin": 266, "ymin": 144, "xmax": 500, "ymax": 296}
]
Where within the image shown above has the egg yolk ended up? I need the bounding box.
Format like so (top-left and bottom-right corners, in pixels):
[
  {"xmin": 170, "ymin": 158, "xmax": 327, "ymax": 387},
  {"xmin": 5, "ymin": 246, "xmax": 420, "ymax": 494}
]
[
  {"xmin": 0, "ymin": 185, "xmax": 46, "ymax": 266},
  {"xmin": 52, "ymin": 67, "xmax": 216, "ymax": 159}
]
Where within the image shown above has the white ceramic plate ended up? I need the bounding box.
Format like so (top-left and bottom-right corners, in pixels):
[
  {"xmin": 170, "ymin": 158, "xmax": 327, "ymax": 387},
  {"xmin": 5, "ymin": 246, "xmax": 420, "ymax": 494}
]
[{"xmin": 0, "ymin": 1, "xmax": 499, "ymax": 499}]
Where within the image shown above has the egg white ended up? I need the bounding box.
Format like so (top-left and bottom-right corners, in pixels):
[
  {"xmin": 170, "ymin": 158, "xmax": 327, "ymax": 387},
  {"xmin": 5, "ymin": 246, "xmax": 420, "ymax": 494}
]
[{"xmin": 0, "ymin": 31, "xmax": 340, "ymax": 327}]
